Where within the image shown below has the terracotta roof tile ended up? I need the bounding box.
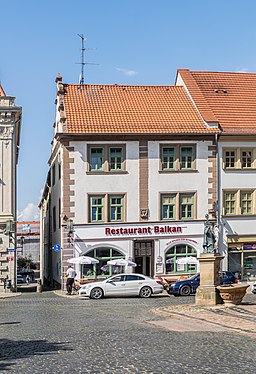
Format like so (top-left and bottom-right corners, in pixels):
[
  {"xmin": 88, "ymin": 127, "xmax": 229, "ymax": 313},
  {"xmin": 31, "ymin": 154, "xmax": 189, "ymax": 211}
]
[
  {"xmin": 0, "ymin": 85, "xmax": 5, "ymax": 96},
  {"xmin": 178, "ymin": 69, "xmax": 256, "ymax": 134},
  {"xmin": 62, "ymin": 84, "xmax": 218, "ymax": 134}
]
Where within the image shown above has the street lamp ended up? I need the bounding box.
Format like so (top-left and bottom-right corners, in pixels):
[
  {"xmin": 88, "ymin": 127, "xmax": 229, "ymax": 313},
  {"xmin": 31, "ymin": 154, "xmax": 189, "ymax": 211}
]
[
  {"xmin": 5, "ymin": 219, "xmax": 14, "ymax": 233},
  {"xmin": 66, "ymin": 218, "xmax": 74, "ymax": 235},
  {"xmin": 4, "ymin": 219, "xmax": 15, "ymax": 246},
  {"xmin": 66, "ymin": 218, "xmax": 74, "ymax": 244}
]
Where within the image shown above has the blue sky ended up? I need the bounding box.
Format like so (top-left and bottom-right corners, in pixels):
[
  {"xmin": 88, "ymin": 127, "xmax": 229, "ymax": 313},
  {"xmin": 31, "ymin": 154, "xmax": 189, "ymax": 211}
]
[{"xmin": 1, "ymin": 0, "xmax": 256, "ymax": 221}]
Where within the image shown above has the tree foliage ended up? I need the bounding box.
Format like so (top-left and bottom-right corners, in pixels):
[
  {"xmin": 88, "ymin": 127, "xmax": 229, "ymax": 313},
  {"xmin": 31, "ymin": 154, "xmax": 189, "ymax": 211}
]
[{"xmin": 17, "ymin": 256, "xmax": 35, "ymax": 269}]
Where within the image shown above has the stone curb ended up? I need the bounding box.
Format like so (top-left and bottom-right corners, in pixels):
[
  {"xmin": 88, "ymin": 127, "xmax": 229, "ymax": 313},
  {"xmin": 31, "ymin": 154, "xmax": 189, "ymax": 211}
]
[
  {"xmin": 0, "ymin": 292, "xmax": 22, "ymax": 299},
  {"xmin": 53, "ymin": 290, "xmax": 80, "ymax": 298},
  {"xmin": 53, "ymin": 289, "xmax": 170, "ymax": 299}
]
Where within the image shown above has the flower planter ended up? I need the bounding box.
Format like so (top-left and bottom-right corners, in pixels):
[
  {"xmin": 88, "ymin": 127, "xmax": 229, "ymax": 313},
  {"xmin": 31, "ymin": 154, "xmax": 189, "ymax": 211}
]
[{"xmin": 217, "ymin": 284, "xmax": 249, "ymax": 306}]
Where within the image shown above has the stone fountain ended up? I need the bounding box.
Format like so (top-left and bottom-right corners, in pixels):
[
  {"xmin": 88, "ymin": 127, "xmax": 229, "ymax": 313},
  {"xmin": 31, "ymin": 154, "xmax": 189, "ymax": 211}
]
[
  {"xmin": 217, "ymin": 284, "xmax": 249, "ymax": 305},
  {"xmin": 196, "ymin": 215, "xmax": 249, "ymax": 306},
  {"xmin": 196, "ymin": 215, "xmax": 223, "ymax": 306}
]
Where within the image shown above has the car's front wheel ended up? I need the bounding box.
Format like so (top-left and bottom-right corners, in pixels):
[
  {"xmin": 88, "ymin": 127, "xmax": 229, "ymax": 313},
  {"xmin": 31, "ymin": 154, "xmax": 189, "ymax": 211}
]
[
  {"xmin": 139, "ymin": 286, "xmax": 152, "ymax": 298},
  {"xmin": 90, "ymin": 287, "xmax": 104, "ymax": 299},
  {"xmin": 179, "ymin": 285, "xmax": 191, "ymax": 296}
]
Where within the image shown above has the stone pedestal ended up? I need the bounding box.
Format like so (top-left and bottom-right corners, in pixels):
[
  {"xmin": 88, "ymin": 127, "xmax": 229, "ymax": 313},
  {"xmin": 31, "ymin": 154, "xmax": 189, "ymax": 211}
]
[{"xmin": 196, "ymin": 253, "xmax": 224, "ymax": 306}]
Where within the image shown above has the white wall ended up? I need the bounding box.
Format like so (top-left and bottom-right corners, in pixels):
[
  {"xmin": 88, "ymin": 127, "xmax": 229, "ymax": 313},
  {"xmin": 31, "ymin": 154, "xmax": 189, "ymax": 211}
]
[
  {"xmin": 70, "ymin": 141, "xmax": 140, "ymax": 223},
  {"xmin": 219, "ymin": 140, "xmax": 256, "ymax": 237},
  {"xmin": 148, "ymin": 140, "xmax": 211, "ymax": 221}
]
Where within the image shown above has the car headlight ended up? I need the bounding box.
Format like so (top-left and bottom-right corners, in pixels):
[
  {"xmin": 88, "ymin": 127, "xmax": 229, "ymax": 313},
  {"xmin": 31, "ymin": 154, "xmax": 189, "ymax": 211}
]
[{"xmin": 80, "ymin": 285, "xmax": 89, "ymax": 290}]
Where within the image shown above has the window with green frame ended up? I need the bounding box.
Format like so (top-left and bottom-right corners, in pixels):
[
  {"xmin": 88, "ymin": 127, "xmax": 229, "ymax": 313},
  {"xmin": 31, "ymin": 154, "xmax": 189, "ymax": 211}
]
[
  {"xmin": 224, "ymin": 192, "xmax": 236, "ymax": 215},
  {"xmin": 162, "ymin": 147, "xmax": 176, "ymax": 170},
  {"xmin": 82, "ymin": 247, "xmax": 125, "ymax": 278},
  {"xmin": 160, "ymin": 192, "xmax": 195, "ymax": 221},
  {"xmin": 165, "ymin": 244, "xmax": 197, "ymax": 274},
  {"xmin": 160, "ymin": 144, "xmax": 195, "ymax": 171},
  {"xmin": 90, "ymin": 196, "xmax": 104, "ymax": 222},
  {"xmin": 180, "ymin": 194, "xmax": 194, "ymax": 219},
  {"xmin": 109, "ymin": 147, "xmax": 123, "ymax": 171},
  {"xmin": 109, "ymin": 195, "xmax": 123, "ymax": 221},
  {"xmin": 90, "ymin": 147, "xmax": 104, "ymax": 171},
  {"xmin": 161, "ymin": 194, "xmax": 176, "ymax": 220},
  {"xmin": 224, "ymin": 190, "xmax": 254, "ymax": 215},
  {"xmin": 241, "ymin": 191, "xmax": 252, "ymax": 214},
  {"xmin": 180, "ymin": 146, "xmax": 194, "ymax": 170}
]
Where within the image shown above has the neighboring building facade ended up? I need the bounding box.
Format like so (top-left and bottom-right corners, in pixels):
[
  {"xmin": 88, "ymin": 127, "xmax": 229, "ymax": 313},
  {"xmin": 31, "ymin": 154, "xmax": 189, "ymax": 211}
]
[
  {"xmin": 177, "ymin": 69, "xmax": 256, "ymax": 280},
  {"xmin": 39, "ymin": 171, "xmax": 51, "ymax": 286},
  {"xmin": 40, "ymin": 74, "xmax": 219, "ymax": 289},
  {"xmin": 0, "ymin": 85, "xmax": 22, "ymax": 292},
  {"xmin": 17, "ymin": 221, "xmax": 40, "ymax": 264}
]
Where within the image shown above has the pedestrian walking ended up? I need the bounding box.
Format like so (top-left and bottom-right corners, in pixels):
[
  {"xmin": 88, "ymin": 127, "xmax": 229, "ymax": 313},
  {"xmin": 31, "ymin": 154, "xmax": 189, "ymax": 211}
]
[
  {"xmin": 66, "ymin": 266, "xmax": 76, "ymax": 295},
  {"xmin": 26, "ymin": 275, "xmax": 30, "ymax": 285}
]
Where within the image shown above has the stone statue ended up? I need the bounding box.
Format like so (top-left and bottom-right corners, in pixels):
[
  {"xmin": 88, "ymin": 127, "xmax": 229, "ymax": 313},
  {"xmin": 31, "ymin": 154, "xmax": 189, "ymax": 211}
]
[{"xmin": 203, "ymin": 214, "xmax": 216, "ymax": 253}]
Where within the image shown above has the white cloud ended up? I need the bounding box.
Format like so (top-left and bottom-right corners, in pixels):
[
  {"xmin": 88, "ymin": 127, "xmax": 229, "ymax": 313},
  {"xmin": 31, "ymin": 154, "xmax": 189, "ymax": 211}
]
[
  {"xmin": 17, "ymin": 203, "xmax": 40, "ymax": 222},
  {"xmin": 236, "ymin": 67, "xmax": 248, "ymax": 73},
  {"xmin": 116, "ymin": 67, "xmax": 138, "ymax": 76}
]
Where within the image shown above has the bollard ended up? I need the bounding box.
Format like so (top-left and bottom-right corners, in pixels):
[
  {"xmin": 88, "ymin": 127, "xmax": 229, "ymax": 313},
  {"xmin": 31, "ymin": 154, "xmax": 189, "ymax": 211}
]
[
  {"xmin": 6, "ymin": 280, "xmax": 12, "ymax": 289},
  {"xmin": 37, "ymin": 279, "xmax": 43, "ymax": 293}
]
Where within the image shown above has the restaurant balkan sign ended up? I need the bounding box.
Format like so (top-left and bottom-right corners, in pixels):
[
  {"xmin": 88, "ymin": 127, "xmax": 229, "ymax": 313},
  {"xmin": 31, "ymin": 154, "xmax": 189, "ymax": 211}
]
[{"xmin": 105, "ymin": 224, "xmax": 183, "ymax": 237}]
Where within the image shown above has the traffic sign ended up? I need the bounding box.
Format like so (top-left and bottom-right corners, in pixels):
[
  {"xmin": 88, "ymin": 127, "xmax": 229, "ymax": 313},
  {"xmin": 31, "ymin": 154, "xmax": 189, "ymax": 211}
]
[
  {"xmin": 53, "ymin": 244, "xmax": 61, "ymax": 252},
  {"xmin": 7, "ymin": 248, "xmax": 16, "ymax": 252}
]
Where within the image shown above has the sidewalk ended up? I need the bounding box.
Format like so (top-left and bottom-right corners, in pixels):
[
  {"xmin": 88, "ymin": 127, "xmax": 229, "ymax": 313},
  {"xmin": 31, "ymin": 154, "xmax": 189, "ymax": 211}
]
[
  {"xmin": 151, "ymin": 302, "xmax": 256, "ymax": 338},
  {"xmin": 0, "ymin": 292, "xmax": 21, "ymax": 298}
]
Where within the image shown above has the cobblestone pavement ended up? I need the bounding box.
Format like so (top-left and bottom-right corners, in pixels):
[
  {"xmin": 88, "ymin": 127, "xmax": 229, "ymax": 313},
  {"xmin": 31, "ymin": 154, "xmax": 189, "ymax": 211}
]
[{"xmin": 0, "ymin": 291, "xmax": 255, "ymax": 373}]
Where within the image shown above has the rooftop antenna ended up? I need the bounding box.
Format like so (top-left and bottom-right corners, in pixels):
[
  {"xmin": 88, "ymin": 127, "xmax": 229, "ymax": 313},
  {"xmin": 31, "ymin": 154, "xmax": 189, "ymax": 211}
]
[{"xmin": 77, "ymin": 34, "xmax": 98, "ymax": 84}]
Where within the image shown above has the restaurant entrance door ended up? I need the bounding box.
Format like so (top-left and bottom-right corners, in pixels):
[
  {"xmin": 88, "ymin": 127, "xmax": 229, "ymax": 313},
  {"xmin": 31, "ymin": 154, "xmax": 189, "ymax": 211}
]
[{"xmin": 134, "ymin": 240, "xmax": 154, "ymax": 276}]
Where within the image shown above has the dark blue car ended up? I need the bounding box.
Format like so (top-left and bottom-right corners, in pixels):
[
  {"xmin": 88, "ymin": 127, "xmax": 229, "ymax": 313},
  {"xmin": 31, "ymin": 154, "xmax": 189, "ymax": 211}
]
[{"xmin": 167, "ymin": 271, "xmax": 238, "ymax": 296}]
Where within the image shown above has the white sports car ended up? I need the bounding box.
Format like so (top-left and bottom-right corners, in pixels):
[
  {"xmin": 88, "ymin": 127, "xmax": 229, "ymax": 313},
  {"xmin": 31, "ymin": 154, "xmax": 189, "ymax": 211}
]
[{"xmin": 78, "ymin": 273, "xmax": 164, "ymax": 299}]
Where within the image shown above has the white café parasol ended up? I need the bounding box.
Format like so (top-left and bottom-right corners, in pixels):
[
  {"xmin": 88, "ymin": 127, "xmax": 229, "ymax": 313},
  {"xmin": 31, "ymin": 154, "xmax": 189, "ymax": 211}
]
[
  {"xmin": 107, "ymin": 259, "xmax": 137, "ymax": 267},
  {"xmin": 176, "ymin": 256, "xmax": 199, "ymax": 265},
  {"xmin": 67, "ymin": 256, "xmax": 99, "ymax": 265}
]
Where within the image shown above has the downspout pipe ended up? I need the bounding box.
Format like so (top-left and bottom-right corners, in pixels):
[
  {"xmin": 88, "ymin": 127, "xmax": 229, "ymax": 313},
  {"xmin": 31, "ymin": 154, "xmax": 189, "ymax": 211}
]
[{"xmin": 215, "ymin": 133, "xmax": 222, "ymax": 262}]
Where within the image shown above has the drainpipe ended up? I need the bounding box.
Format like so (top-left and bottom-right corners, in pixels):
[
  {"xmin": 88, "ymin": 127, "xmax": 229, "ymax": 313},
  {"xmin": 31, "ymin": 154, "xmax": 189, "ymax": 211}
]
[
  {"xmin": 215, "ymin": 133, "xmax": 221, "ymax": 231},
  {"xmin": 215, "ymin": 133, "xmax": 225, "ymax": 270}
]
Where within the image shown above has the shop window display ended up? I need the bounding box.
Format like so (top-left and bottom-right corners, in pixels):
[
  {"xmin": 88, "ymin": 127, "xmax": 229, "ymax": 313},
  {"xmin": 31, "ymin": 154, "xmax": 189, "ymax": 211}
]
[
  {"xmin": 165, "ymin": 244, "xmax": 197, "ymax": 274},
  {"xmin": 82, "ymin": 247, "xmax": 125, "ymax": 278}
]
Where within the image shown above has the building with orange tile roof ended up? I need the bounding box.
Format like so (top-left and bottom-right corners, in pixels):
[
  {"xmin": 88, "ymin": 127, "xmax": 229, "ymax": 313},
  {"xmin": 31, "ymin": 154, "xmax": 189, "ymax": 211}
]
[
  {"xmin": 177, "ymin": 69, "xmax": 256, "ymax": 281},
  {"xmin": 61, "ymin": 83, "xmax": 218, "ymax": 134},
  {"xmin": 40, "ymin": 74, "xmax": 220, "ymax": 290}
]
